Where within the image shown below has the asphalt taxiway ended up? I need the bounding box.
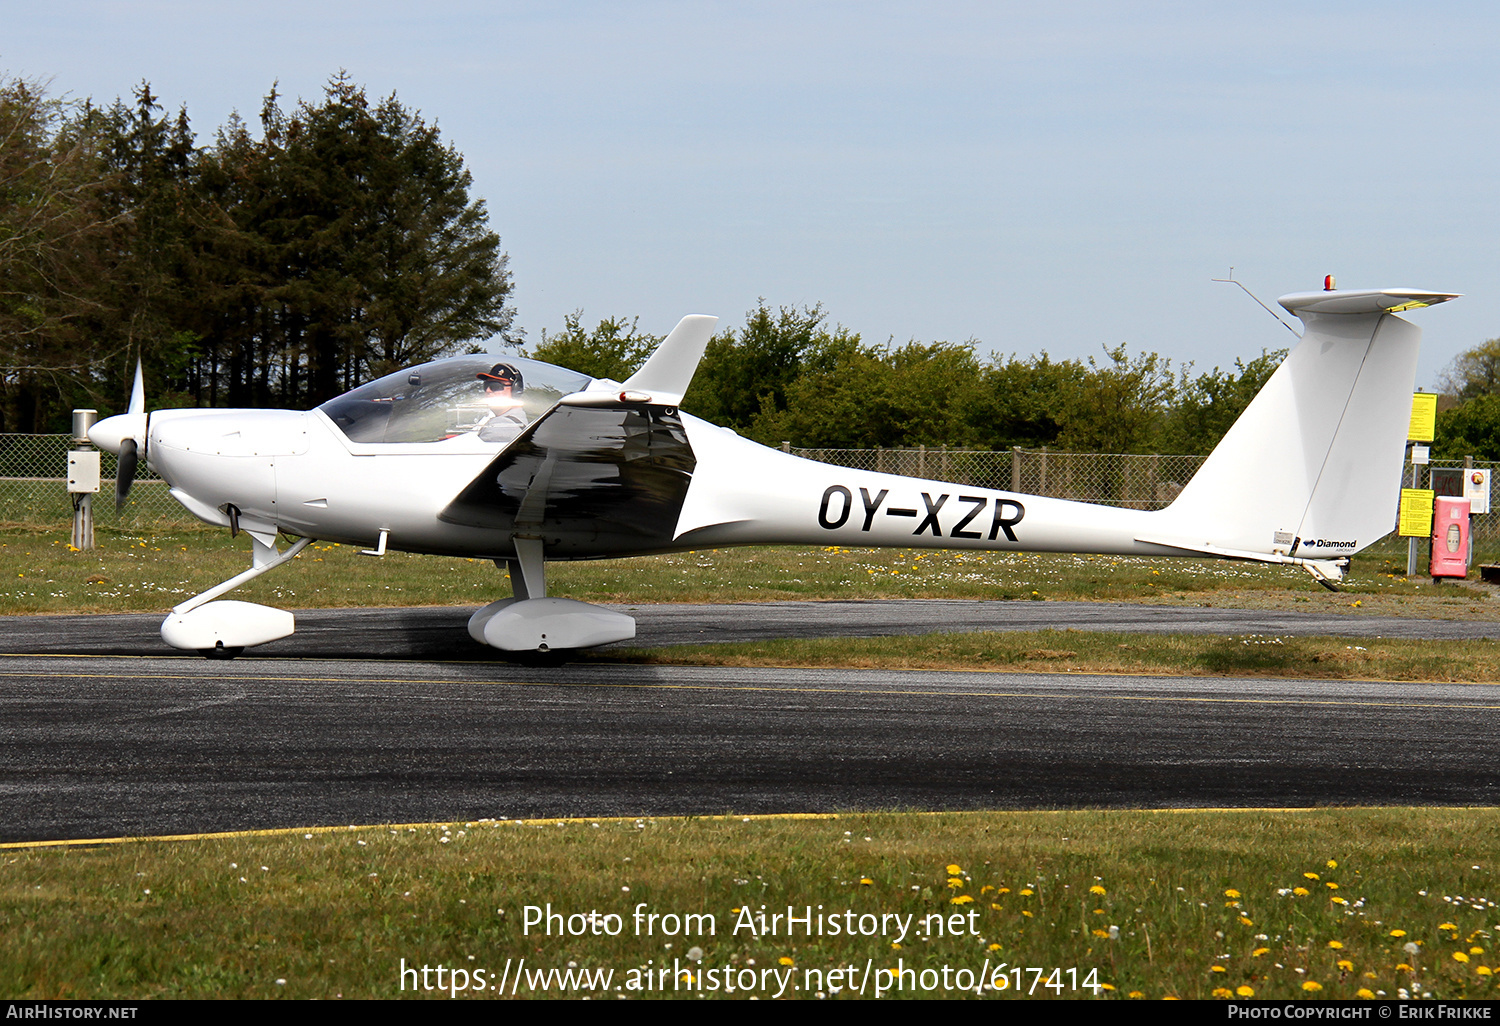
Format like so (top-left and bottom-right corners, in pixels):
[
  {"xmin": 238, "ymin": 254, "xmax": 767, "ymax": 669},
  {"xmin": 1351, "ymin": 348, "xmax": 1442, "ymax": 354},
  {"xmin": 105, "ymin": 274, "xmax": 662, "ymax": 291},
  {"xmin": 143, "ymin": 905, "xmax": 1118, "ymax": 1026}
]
[{"xmin": 1, "ymin": 600, "xmax": 1497, "ymax": 841}]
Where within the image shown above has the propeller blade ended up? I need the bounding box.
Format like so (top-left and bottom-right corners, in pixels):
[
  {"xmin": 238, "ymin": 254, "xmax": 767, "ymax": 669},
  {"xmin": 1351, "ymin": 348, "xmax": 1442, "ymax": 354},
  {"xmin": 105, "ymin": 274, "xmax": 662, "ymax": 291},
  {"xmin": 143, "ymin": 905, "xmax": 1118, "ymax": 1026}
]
[
  {"xmin": 127, "ymin": 358, "xmax": 145, "ymax": 416},
  {"xmin": 116, "ymin": 437, "xmax": 138, "ymax": 512}
]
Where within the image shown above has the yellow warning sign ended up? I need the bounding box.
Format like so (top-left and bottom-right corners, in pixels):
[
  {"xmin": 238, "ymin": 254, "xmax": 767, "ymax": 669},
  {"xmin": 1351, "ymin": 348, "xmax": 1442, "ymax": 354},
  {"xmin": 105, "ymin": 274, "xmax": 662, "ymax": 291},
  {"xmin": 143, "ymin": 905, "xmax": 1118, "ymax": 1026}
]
[
  {"xmin": 1409, "ymin": 392, "xmax": 1437, "ymax": 442},
  {"xmin": 1399, "ymin": 488, "xmax": 1434, "ymax": 537}
]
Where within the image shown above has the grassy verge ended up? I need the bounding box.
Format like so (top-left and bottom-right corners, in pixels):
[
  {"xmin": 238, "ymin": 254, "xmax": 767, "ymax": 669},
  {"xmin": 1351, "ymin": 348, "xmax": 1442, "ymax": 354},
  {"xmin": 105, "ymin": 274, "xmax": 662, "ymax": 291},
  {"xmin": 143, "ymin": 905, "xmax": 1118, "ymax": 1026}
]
[
  {"xmin": 2, "ymin": 809, "xmax": 1496, "ymax": 1000},
  {"xmin": 1, "ymin": 530, "xmax": 1495, "ymax": 619},
  {"xmin": 609, "ymin": 630, "xmax": 1500, "ymax": 682}
]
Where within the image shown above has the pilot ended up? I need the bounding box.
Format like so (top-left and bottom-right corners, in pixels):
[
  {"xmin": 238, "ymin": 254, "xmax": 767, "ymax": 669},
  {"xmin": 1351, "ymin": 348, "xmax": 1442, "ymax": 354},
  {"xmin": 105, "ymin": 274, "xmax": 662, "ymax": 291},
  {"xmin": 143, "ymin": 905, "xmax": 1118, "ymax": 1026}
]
[{"xmin": 475, "ymin": 362, "xmax": 528, "ymax": 443}]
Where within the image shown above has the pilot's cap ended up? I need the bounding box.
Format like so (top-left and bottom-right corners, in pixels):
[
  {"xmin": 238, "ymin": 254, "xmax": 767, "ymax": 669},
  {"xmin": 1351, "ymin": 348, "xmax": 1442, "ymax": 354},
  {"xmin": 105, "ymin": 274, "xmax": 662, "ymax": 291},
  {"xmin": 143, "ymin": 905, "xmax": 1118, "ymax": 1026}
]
[{"xmin": 477, "ymin": 362, "xmax": 523, "ymax": 392}]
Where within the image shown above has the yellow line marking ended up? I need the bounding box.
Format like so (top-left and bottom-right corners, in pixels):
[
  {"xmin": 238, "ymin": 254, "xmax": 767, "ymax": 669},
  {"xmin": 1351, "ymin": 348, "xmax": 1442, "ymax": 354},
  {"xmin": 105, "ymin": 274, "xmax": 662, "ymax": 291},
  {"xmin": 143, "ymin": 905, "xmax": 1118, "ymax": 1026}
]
[
  {"xmin": 1, "ymin": 669, "xmax": 1497, "ymax": 711},
  {"xmin": 4, "ymin": 807, "xmax": 1494, "ymax": 851}
]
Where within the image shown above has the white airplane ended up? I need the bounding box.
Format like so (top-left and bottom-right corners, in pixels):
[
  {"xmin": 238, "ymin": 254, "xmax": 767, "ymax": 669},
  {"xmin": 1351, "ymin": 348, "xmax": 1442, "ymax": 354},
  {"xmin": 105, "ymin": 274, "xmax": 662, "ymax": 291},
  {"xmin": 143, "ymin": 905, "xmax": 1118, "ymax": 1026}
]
[{"xmin": 88, "ymin": 285, "xmax": 1456, "ymax": 658}]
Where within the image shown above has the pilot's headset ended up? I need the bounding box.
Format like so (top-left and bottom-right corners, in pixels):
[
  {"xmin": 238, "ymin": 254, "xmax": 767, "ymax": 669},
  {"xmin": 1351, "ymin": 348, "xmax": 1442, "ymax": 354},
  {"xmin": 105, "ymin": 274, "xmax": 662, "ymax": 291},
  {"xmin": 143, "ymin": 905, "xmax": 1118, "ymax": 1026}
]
[{"xmin": 477, "ymin": 363, "xmax": 524, "ymax": 393}]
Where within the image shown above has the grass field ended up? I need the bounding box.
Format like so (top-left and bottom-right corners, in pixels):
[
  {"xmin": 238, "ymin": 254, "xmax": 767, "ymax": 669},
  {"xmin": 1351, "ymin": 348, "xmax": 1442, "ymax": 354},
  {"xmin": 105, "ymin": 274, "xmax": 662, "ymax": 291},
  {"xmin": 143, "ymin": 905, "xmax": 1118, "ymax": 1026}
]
[
  {"xmin": 1, "ymin": 529, "xmax": 1494, "ymax": 620},
  {"xmin": 608, "ymin": 630, "xmax": 1500, "ymax": 682},
  {"xmin": 3, "ymin": 809, "xmax": 1496, "ymax": 1000}
]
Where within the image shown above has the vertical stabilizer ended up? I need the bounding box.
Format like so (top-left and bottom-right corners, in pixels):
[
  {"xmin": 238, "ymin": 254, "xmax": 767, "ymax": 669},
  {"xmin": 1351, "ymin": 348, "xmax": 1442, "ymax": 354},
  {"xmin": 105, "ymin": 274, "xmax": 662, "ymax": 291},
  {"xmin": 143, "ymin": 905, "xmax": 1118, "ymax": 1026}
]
[{"xmin": 1152, "ymin": 288, "xmax": 1457, "ymax": 560}]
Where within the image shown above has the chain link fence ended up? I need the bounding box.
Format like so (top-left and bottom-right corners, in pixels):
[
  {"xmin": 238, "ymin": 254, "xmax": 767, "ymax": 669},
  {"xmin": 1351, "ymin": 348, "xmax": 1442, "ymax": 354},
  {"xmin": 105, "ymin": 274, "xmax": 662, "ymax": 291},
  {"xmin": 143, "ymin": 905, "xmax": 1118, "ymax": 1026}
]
[
  {"xmin": 790, "ymin": 445, "xmax": 1205, "ymax": 509},
  {"xmin": 790, "ymin": 444, "xmax": 1500, "ymax": 549},
  {"xmin": 4, "ymin": 434, "xmax": 1498, "ymax": 549},
  {"xmin": 0, "ymin": 434, "xmax": 196, "ymax": 532}
]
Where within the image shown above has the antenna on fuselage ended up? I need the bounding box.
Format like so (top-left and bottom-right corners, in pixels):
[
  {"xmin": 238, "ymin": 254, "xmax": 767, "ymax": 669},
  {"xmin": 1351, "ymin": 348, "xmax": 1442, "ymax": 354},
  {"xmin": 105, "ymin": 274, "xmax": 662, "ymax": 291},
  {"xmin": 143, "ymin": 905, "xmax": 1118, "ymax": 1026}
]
[{"xmin": 1213, "ymin": 269, "xmax": 1302, "ymax": 338}]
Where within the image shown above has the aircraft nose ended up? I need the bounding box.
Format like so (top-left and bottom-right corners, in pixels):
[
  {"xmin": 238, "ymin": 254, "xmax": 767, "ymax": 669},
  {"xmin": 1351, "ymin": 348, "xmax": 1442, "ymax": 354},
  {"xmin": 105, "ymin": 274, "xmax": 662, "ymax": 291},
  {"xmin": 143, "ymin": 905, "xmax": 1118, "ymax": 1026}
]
[{"xmin": 88, "ymin": 413, "xmax": 147, "ymax": 455}]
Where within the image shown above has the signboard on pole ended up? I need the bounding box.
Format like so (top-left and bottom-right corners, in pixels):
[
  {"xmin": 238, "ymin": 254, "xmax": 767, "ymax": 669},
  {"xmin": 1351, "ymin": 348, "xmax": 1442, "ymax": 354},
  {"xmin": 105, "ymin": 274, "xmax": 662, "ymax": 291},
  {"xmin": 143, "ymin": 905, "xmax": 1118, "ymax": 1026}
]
[
  {"xmin": 1409, "ymin": 393, "xmax": 1438, "ymax": 442},
  {"xmin": 1399, "ymin": 488, "xmax": 1435, "ymax": 537}
]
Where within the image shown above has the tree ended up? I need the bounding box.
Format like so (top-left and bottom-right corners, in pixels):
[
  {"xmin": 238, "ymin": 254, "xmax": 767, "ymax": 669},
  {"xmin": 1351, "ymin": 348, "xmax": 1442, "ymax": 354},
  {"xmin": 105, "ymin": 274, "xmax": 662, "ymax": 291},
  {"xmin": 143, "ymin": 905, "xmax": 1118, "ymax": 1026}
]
[
  {"xmin": 0, "ymin": 78, "xmax": 122, "ymax": 430},
  {"xmin": 971, "ymin": 353, "xmax": 1087, "ymax": 450},
  {"xmin": 1155, "ymin": 349, "xmax": 1285, "ymax": 455},
  {"xmin": 1438, "ymin": 339, "xmax": 1500, "ymax": 400},
  {"xmin": 527, "ymin": 312, "xmax": 660, "ymax": 380},
  {"xmin": 249, "ymin": 74, "xmax": 515, "ymax": 404},
  {"xmin": 1054, "ymin": 345, "xmax": 1175, "ymax": 453},
  {"xmin": 1433, "ymin": 394, "xmax": 1500, "ymax": 461},
  {"xmin": 684, "ymin": 302, "xmax": 828, "ymax": 428}
]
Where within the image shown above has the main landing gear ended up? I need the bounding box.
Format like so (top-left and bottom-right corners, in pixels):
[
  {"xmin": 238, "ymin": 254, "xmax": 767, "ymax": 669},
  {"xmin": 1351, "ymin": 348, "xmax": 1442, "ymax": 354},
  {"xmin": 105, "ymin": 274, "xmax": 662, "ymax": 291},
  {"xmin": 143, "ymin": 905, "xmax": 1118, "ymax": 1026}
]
[{"xmin": 467, "ymin": 537, "xmax": 636, "ymax": 655}]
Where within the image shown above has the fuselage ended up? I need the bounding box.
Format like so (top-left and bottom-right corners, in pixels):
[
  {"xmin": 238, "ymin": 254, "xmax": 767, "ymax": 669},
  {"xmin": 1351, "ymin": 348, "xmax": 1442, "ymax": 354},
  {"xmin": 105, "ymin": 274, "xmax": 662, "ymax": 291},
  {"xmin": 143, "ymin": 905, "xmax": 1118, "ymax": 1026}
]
[{"xmin": 96, "ymin": 399, "xmax": 1179, "ymax": 563}]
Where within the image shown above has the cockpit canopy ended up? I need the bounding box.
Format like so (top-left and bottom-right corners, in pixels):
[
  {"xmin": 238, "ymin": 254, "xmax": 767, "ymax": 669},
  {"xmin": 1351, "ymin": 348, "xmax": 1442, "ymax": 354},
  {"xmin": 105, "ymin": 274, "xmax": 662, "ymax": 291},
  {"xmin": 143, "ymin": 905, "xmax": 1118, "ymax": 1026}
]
[{"xmin": 317, "ymin": 355, "xmax": 592, "ymax": 444}]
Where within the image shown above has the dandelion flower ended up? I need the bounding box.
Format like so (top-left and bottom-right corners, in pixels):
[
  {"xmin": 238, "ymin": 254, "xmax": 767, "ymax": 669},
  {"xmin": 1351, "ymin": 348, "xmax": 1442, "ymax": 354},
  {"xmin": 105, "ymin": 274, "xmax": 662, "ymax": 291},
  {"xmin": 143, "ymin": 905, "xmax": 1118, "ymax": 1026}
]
[
  {"xmin": 1237, "ymin": 985, "xmax": 1255, "ymax": 997},
  {"xmin": 951, "ymin": 895, "xmax": 973, "ymax": 905},
  {"xmin": 1390, "ymin": 929, "xmax": 1407, "ymax": 938},
  {"xmin": 1090, "ymin": 885, "xmax": 1107, "ymax": 895},
  {"xmin": 1327, "ymin": 941, "xmax": 1344, "ymax": 950},
  {"xmin": 1454, "ymin": 952, "xmax": 1471, "ymax": 964},
  {"xmin": 1293, "ymin": 887, "xmax": 1311, "ymax": 897},
  {"xmin": 1019, "ymin": 888, "xmax": 1034, "ymax": 896},
  {"xmin": 947, "ymin": 878, "xmax": 964, "ymax": 889},
  {"xmin": 859, "ymin": 878, "xmax": 873, "ymax": 886},
  {"xmin": 1302, "ymin": 981, "xmax": 1323, "ymax": 992},
  {"xmin": 1337, "ymin": 960, "xmax": 1354, "ymax": 971},
  {"xmin": 1305, "ymin": 872, "xmax": 1321, "ymax": 881},
  {"xmin": 1212, "ymin": 987, "xmax": 1234, "ymax": 998},
  {"xmin": 1356, "ymin": 988, "xmax": 1375, "ymax": 999},
  {"xmin": 1327, "ymin": 860, "xmax": 1339, "ymax": 869},
  {"xmin": 1225, "ymin": 889, "xmax": 1242, "ymax": 899},
  {"xmin": 945, "ymin": 864, "xmax": 962, "ymax": 875},
  {"xmin": 779, "ymin": 957, "xmax": 794, "ymax": 966},
  {"xmin": 1239, "ymin": 917, "xmax": 1254, "ymax": 926},
  {"xmin": 1477, "ymin": 967, "xmax": 1493, "ymax": 977},
  {"xmin": 1252, "ymin": 948, "xmax": 1270, "ymax": 957},
  {"xmin": 1326, "ymin": 882, "xmax": 1339, "ymax": 890}
]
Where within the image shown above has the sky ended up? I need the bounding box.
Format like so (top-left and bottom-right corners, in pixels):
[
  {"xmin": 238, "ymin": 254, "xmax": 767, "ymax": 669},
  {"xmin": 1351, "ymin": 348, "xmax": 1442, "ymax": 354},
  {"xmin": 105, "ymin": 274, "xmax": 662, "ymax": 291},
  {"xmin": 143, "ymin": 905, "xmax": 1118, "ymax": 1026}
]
[{"xmin": 5, "ymin": 1, "xmax": 1496, "ymax": 388}]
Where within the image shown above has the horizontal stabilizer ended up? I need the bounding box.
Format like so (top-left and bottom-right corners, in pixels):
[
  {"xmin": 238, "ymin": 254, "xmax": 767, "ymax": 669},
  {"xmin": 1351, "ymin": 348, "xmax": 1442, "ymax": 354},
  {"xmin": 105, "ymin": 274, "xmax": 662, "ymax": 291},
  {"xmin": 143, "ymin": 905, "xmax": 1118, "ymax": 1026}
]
[
  {"xmin": 620, "ymin": 315, "xmax": 718, "ymax": 402},
  {"xmin": 1278, "ymin": 288, "xmax": 1460, "ymax": 316}
]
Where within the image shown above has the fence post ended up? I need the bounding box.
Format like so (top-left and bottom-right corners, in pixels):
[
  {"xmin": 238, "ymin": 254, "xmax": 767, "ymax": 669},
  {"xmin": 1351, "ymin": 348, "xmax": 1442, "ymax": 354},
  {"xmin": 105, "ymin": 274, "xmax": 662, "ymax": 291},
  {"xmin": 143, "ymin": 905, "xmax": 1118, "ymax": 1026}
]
[
  {"xmin": 877, "ymin": 447, "xmax": 886, "ymax": 474},
  {"xmin": 1406, "ymin": 458, "xmax": 1420, "ymax": 576},
  {"xmin": 781, "ymin": 440, "xmax": 790, "ymax": 453},
  {"xmin": 918, "ymin": 444, "xmax": 926, "ymax": 478},
  {"xmin": 1039, "ymin": 446, "xmax": 1048, "ymax": 495},
  {"xmin": 68, "ymin": 411, "xmax": 98, "ymax": 551},
  {"xmin": 940, "ymin": 443, "xmax": 949, "ymax": 481},
  {"xmin": 1011, "ymin": 446, "xmax": 1021, "ymax": 493}
]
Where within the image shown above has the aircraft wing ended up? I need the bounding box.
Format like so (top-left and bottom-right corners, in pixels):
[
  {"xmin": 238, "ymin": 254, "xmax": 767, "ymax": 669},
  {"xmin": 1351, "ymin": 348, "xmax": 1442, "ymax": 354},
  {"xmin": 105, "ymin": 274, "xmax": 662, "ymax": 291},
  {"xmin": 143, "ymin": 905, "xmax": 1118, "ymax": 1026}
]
[{"xmin": 437, "ymin": 396, "xmax": 697, "ymax": 557}]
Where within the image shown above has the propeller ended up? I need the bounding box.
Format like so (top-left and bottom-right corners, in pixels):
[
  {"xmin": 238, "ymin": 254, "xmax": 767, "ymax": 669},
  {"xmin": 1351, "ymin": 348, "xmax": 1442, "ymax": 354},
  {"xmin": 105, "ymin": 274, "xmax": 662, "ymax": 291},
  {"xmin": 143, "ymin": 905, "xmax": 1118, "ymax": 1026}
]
[
  {"xmin": 115, "ymin": 358, "xmax": 146, "ymax": 512},
  {"xmin": 115, "ymin": 438, "xmax": 138, "ymax": 512}
]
